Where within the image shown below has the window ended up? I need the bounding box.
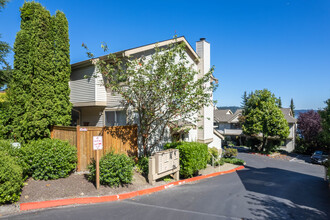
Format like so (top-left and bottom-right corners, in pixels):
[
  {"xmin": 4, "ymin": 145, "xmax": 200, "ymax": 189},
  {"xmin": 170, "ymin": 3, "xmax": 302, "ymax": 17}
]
[{"xmin": 105, "ymin": 111, "xmax": 126, "ymax": 126}]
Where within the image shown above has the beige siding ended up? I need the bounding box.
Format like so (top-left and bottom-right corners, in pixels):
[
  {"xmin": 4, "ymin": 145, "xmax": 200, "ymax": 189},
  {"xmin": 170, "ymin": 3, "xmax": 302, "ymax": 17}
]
[
  {"xmin": 70, "ymin": 66, "xmax": 95, "ymax": 103},
  {"xmin": 95, "ymin": 72, "xmax": 107, "ymax": 102},
  {"xmin": 106, "ymin": 90, "xmax": 124, "ymax": 108}
]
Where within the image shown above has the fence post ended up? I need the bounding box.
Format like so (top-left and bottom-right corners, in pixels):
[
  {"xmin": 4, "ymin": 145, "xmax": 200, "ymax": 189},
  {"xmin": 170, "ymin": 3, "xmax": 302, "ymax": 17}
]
[
  {"xmin": 76, "ymin": 125, "xmax": 81, "ymax": 172},
  {"xmin": 50, "ymin": 126, "xmax": 54, "ymax": 139}
]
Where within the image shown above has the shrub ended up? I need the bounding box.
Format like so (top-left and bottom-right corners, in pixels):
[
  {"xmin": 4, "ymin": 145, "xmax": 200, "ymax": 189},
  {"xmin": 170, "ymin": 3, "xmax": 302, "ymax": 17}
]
[
  {"xmin": 21, "ymin": 139, "xmax": 77, "ymax": 180},
  {"xmin": 265, "ymin": 139, "xmax": 283, "ymax": 153},
  {"xmin": 215, "ymin": 158, "xmax": 225, "ymax": 166},
  {"xmin": 223, "ymin": 147, "xmax": 238, "ymax": 158},
  {"xmin": 0, "ymin": 139, "xmax": 29, "ymax": 179},
  {"xmin": 0, "ymin": 139, "xmax": 14, "ymax": 154},
  {"xmin": 221, "ymin": 157, "xmax": 245, "ymax": 165},
  {"xmin": 209, "ymin": 147, "xmax": 219, "ymax": 158},
  {"xmin": 136, "ymin": 156, "xmax": 149, "ymax": 175},
  {"xmin": 0, "ymin": 150, "xmax": 23, "ymax": 204},
  {"xmin": 246, "ymin": 137, "xmax": 262, "ymax": 150},
  {"xmin": 88, "ymin": 153, "xmax": 134, "ymax": 187},
  {"xmin": 164, "ymin": 142, "xmax": 208, "ymax": 178},
  {"xmin": 208, "ymin": 147, "xmax": 220, "ymax": 165}
]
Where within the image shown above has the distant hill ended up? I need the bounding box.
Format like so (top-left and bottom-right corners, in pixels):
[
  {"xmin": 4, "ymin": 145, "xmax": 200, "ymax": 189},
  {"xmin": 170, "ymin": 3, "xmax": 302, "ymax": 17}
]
[
  {"xmin": 217, "ymin": 106, "xmax": 315, "ymax": 118},
  {"xmin": 294, "ymin": 109, "xmax": 315, "ymax": 118},
  {"xmin": 217, "ymin": 106, "xmax": 241, "ymax": 113}
]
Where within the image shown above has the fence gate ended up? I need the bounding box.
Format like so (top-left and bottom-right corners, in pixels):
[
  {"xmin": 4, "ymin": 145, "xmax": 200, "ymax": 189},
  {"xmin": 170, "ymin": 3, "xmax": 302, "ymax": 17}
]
[{"xmin": 51, "ymin": 125, "xmax": 138, "ymax": 171}]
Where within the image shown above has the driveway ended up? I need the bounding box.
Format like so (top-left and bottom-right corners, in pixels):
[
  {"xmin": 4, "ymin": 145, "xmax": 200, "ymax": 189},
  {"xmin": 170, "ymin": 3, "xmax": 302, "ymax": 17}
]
[{"xmin": 6, "ymin": 152, "xmax": 330, "ymax": 220}]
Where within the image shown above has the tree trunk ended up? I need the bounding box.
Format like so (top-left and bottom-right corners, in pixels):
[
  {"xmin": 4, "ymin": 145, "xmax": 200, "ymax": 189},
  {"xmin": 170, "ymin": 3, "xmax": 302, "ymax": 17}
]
[{"xmin": 262, "ymin": 136, "xmax": 268, "ymax": 152}]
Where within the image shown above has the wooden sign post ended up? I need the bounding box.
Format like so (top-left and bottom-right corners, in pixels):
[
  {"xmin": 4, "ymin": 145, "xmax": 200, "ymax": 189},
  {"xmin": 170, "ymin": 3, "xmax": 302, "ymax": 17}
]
[{"xmin": 93, "ymin": 136, "xmax": 103, "ymax": 189}]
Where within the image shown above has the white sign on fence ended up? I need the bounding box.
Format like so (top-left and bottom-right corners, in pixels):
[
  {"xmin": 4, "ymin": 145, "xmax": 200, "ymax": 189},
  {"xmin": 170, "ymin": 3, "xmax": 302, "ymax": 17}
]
[{"xmin": 93, "ymin": 136, "xmax": 103, "ymax": 150}]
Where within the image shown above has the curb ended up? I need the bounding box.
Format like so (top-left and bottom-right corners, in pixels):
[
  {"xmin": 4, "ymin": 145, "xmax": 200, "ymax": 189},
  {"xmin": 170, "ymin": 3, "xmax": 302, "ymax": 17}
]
[
  {"xmin": 249, "ymin": 152, "xmax": 271, "ymax": 157},
  {"xmin": 20, "ymin": 166, "xmax": 245, "ymax": 211}
]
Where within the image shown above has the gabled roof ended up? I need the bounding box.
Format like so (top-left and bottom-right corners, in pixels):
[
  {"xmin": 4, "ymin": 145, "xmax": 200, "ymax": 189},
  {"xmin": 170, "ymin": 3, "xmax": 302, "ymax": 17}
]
[
  {"xmin": 280, "ymin": 108, "xmax": 297, "ymax": 123},
  {"xmin": 228, "ymin": 109, "xmax": 243, "ymax": 123},
  {"xmin": 214, "ymin": 109, "xmax": 233, "ymax": 123},
  {"xmin": 72, "ymin": 36, "xmax": 199, "ymax": 70}
]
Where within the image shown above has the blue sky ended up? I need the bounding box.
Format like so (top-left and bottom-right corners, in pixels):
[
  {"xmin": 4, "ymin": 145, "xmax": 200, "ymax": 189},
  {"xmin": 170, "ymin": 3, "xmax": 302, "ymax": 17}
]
[{"xmin": 1, "ymin": 0, "xmax": 329, "ymax": 109}]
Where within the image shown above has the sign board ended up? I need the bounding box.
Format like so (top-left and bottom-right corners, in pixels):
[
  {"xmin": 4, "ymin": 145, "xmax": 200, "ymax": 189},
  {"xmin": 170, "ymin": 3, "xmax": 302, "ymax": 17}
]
[
  {"xmin": 80, "ymin": 128, "xmax": 88, "ymax": 131},
  {"xmin": 93, "ymin": 136, "xmax": 103, "ymax": 150},
  {"xmin": 11, "ymin": 142, "xmax": 21, "ymax": 149}
]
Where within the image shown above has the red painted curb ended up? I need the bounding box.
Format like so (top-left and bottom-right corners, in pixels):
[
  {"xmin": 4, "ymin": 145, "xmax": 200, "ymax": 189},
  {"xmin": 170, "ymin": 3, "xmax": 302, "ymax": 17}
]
[{"xmin": 20, "ymin": 165, "xmax": 245, "ymax": 211}]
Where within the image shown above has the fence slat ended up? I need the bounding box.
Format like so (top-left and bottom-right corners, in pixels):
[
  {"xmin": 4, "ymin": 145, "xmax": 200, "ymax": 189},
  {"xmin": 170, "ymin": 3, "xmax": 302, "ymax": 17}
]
[{"xmin": 51, "ymin": 125, "xmax": 138, "ymax": 171}]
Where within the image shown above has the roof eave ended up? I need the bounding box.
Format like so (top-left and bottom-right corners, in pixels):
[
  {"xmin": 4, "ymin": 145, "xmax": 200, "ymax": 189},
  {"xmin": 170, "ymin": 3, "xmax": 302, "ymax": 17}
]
[{"xmin": 71, "ymin": 36, "xmax": 200, "ymax": 70}]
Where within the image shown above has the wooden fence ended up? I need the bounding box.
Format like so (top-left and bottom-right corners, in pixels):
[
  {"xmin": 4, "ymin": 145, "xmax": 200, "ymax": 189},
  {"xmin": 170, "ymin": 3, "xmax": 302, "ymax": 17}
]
[{"xmin": 51, "ymin": 125, "xmax": 138, "ymax": 171}]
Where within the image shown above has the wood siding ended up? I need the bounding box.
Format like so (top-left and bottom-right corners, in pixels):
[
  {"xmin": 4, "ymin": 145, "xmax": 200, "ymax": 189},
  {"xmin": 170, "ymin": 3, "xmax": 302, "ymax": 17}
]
[{"xmin": 51, "ymin": 125, "xmax": 138, "ymax": 171}]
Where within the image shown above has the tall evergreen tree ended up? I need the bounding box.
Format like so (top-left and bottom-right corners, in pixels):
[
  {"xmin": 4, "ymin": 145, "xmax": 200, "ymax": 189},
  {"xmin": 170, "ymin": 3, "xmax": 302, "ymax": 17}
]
[
  {"xmin": 3, "ymin": 2, "xmax": 71, "ymax": 141},
  {"xmin": 241, "ymin": 91, "xmax": 248, "ymax": 108},
  {"xmin": 52, "ymin": 11, "xmax": 72, "ymax": 126},
  {"xmin": 278, "ymin": 97, "xmax": 282, "ymax": 108},
  {"xmin": 0, "ymin": 0, "xmax": 11, "ymax": 88},
  {"xmin": 24, "ymin": 2, "xmax": 55, "ymax": 140},
  {"xmin": 290, "ymin": 98, "xmax": 295, "ymax": 117}
]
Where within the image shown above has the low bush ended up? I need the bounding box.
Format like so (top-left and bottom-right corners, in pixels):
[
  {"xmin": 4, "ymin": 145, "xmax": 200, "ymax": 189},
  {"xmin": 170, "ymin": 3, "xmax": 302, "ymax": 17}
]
[
  {"xmin": 208, "ymin": 147, "xmax": 219, "ymax": 159},
  {"xmin": 0, "ymin": 139, "xmax": 14, "ymax": 154},
  {"xmin": 246, "ymin": 138, "xmax": 262, "ymax": 150},
  {"xmin": 0, "ymin": 150, "xmax": 23, "ymax": 204},
  {"xmin": 88, "ymin": 152, "xmax": 134, "ymax": 187},
  {"xmin": 136, "ymin": 156, "xmax": 149, "ymax": 175},
  {"xmin": 21, "ymin": 139, "xmax": 77, "ymax": 180},
  {"xmin": 223, "ymin": 147, "xmax": 238, "ymax": 158},
  {"xmin": 0, "ymin": 139, "xmax": 29, "ymax": 179},
  {"xmin": 221, "ymin": 157, "xmax": 245, "ymax": 165},
  {"xmin": 215, "ymin": 158, "xmax": 225, "ymax": 166},
  {"xmin": 208, "ymin": 147, "xmax": 222, "ymax": 165},
  {"xmin": 164, "ymin": 142, "xmax": 208, "ymax": 178}
]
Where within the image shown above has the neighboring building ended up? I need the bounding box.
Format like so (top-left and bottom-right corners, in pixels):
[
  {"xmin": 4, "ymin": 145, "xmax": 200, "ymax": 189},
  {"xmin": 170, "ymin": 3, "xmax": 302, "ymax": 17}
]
[
  {"xmin": 69, "ymin": 37, "xmax": 217, "ymax": 151},
  {"xmin": 214, "ymin": 108, "xmax": 297, "ymax": 152}
]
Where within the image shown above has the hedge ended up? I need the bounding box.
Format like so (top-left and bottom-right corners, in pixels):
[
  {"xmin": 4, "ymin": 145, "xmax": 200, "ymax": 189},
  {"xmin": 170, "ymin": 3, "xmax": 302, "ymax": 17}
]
[
  {"xmin": 164, "ymin": 142, "xmax": 208, "ymax": 178},
  {"xmin": 21, "ymin": 139, "xmax": 77, "ymax": 180},
  {"xmin": 88, "ymin": 153, "xmax": 134, "ymax": 187}
]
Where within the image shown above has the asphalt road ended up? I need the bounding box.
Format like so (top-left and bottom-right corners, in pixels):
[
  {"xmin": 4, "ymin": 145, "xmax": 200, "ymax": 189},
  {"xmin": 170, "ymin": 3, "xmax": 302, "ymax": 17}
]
[{"xmin": 6, "ymin": 152, "xmax": 330, "ymax": 220}]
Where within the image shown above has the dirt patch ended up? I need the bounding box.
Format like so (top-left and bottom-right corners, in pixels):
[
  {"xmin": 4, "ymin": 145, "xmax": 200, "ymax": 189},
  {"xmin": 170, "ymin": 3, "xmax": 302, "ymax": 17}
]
[{"xmin": 19, "ymin": 171, "xmax": 172, "ymax": 203}]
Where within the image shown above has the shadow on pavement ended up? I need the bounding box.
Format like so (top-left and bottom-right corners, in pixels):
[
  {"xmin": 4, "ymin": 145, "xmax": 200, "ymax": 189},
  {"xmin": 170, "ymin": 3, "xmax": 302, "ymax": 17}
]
[
  {"xmin": 244, "ymin": 193, "xmax": 327, "ymax": 220},
  {"xmin": 237, "ymin": 165, "xmax": 330, "ymax": 219}
]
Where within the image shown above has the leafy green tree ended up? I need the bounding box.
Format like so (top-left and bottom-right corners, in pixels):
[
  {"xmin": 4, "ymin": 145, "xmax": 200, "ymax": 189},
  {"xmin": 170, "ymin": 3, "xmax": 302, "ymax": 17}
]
[
  {"xmin": 242, "ymin": 89, "xmax": 290, "ymax": 152},
  {"xmin": 89, "ymin": 38, "xmax": 216, "ymax": 155},
  {"xmin": 290, "ymin": 98, "xmax": 295, "ymax": 117},
  {"xmin": 2, "ymin": 2, "xmax": 71, "ymax": 141}
]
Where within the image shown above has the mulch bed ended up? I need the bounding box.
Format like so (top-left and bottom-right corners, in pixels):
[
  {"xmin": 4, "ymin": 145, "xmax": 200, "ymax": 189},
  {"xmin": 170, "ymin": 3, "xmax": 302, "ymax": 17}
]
[
  {"xmin": 250, "ymin": 152, "xmax": 295, "ymax": 161},
  {"xmin": 19, "ymin": 171, "xmax": 172, "ymax": 203}
]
